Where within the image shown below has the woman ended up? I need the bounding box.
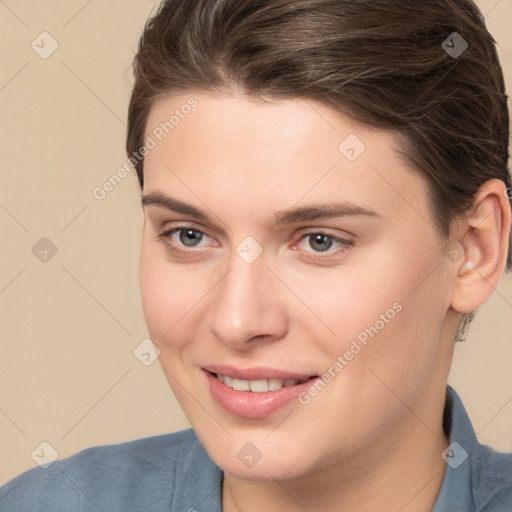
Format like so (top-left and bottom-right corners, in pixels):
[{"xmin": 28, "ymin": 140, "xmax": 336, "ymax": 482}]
[{"xmin": 1, "ymin": 0, "xmax": 511, "ymax": 510}]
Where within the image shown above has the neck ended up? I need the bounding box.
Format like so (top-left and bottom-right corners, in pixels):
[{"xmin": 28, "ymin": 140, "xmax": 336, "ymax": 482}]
[{"xmin": 222, "ymin": 386, "xmax": 449, "ymax": 512}]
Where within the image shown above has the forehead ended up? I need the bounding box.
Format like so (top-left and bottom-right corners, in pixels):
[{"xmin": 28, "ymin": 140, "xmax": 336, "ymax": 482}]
[
  {"xmin": 142, "ymin": 91, "xmax": 430, "ymax": 228},
  {"xmin": 144, "ymin": 90, "xmax": 390, "ymax": 155}
]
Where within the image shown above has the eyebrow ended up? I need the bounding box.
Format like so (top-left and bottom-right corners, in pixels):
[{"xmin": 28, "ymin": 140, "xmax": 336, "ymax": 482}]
[{"xmin": 141, "ymin": 191, "xmax": 382, "ymax": 226}]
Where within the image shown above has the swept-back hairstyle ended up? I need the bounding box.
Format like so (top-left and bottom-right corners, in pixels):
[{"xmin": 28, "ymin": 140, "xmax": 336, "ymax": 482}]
[{"xmin": 127, "ymin": 0, "xmax": 511, "ymax": 340}]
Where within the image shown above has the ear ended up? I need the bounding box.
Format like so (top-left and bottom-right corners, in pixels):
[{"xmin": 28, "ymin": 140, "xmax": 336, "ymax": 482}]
[{"xmin": 449, "ymin": 179, "xmax": 511, "ymax": 314}]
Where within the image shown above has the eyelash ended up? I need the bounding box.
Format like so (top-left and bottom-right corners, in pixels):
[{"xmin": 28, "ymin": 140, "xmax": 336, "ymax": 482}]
[{"xmin": 155, "ymin": 225, "xmax": 354, "ymax": 260}]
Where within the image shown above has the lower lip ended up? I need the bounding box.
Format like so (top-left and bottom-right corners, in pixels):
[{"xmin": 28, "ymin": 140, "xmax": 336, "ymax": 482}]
[{"xmin": 204, "ymin": 371, "xmax": 319, "ymax": 419}]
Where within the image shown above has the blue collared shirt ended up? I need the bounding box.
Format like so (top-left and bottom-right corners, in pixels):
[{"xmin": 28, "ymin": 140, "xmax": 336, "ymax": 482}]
[{"xmin": 1, "ymin": 386, "xmax": 511, "ymax": 511}]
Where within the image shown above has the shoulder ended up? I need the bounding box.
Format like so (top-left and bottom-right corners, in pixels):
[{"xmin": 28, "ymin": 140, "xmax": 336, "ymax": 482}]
[
  {"xmin": 435, "ymin": 387, "xmax": 512, "ymax": 512},
  {"xmin": 0, "ymin": 428, "xmax": 220, "ymax": 512},
  {"xmin": 474, "ymin": 444, "xmax": 512, "ymax": 511}
]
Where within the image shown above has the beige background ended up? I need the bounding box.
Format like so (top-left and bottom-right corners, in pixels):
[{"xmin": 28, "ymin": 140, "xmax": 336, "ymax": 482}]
[{"xmin": 1, "ymin": 0, "xmax": 511, "ymax": 485}]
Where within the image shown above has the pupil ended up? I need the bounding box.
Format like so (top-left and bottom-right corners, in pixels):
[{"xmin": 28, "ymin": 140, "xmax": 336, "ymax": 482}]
[
  {"xmin": 180, "ymin": 229, "xmax": 202, "ymax": 247},
  {"xmin": 311, "ymin": 234, "xmax": 332, "ymax": 252}
]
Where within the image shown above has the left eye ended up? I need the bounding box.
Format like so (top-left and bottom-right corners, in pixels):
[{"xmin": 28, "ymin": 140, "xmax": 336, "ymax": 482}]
[{"xmin": 296, "ymin": 232, "xmax": 352, "ymax": 253}]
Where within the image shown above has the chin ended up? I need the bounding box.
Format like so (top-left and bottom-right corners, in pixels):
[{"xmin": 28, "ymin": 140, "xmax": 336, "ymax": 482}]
[{"xmin": 199, "ymin": 431, "xmax": 322, "ymax": 481}]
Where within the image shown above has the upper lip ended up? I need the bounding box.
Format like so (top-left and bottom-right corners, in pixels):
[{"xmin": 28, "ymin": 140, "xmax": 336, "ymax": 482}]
[{"xmin": 202, "ymin": 364, "xmax": 317, "ymax": 381}]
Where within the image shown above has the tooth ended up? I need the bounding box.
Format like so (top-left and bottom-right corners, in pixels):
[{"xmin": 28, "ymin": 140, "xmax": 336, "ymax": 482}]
[
  {"xmin": 268, "ymin": 379, "xmax": 284, "ymax": 391},
  {"xmin": 216, "ymin": 373, "xmax": 303, "ymax": 392},
  {"xmin": 249, "ymin": 379, "xmax": 269, "ymax": 392},
  {"xmin": 232, "ymin": 378, "xmax": 250, "ymax": 391}
]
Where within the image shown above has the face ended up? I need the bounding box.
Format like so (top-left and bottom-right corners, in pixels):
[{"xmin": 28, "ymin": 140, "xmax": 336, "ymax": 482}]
[{"xmin": 139, "ymin": 91, "xmax": 455, "ymax": 481}]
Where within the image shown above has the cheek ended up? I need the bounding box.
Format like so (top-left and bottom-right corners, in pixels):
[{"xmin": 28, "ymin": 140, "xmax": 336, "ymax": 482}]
[
  {"xmin": 295, "ymin": 242, "xmax": 447, "ymax": 374},
  {"xmin": 349, "ymin": 261, "xmax": 448, "ymax": 392},
  {"xmin": 139, "ymin": 240, "xmax": 205, "ymax": 348},
  {"xmin": 285, "ymin": 251, "xmax": 410, "ymax": 347}
]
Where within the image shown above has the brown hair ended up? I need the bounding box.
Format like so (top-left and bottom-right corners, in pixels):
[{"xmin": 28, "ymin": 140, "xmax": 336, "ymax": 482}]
[{"xmin": 126, "ymin": 0, "xmax": 511, "ymax": 340}]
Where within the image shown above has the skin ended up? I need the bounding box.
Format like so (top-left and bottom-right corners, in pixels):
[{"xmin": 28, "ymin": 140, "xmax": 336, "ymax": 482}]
[{"xmin": 138, "ymin": 90, "xmax": 511, "ymax": 512}]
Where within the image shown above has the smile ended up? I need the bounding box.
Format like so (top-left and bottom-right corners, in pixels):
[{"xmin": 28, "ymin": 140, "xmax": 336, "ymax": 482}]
[
  {"xmin": 215, "ymin": 373, "xmax": 310, "ymax": 392},
  {"xmin": 203, "ymin": 366, "xmax": 320, "ymax": 419}
]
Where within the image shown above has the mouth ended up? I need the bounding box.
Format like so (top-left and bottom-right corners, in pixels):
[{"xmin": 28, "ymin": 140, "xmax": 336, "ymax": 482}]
[
  {"xmin": 202, "ymin": 366, "xmax": 320, "ymax": 419},
  {"xmin": 209, "ymin": 371, "xmax": 313, "ymax": 392}
]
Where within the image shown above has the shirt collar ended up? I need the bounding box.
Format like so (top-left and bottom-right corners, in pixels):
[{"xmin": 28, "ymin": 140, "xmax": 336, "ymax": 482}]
[
  {"xmin": 172, "ymin": 430, "xmax": 224, "ymax": 511},
  {"xmin": 432, "ymin": 385, "xmax": 482, "ymax": 511}
]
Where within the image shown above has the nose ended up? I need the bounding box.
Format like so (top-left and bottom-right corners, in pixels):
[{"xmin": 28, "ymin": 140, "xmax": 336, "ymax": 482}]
[{"xmin": 207, "ymin": 250, "xmax": 289, "ymax": 351}]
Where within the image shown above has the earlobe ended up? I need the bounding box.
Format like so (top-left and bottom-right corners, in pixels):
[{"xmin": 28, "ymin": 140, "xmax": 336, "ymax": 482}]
[{"xmin": 449, "ymin": 179, "xmax": 511, "ymax": 314}]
